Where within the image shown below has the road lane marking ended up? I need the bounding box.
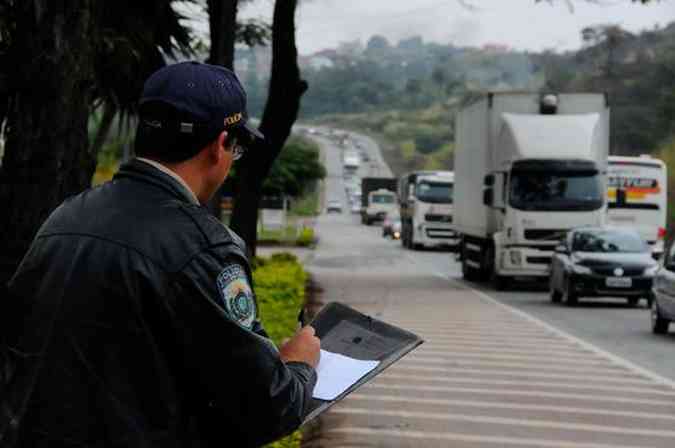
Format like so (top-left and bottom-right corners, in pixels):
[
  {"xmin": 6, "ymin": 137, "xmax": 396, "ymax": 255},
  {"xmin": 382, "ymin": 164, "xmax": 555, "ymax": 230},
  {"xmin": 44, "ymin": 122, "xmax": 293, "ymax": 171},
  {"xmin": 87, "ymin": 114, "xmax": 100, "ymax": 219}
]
[
  {"xmin": 413, "ymin": 334, "xmax": 573, "ymax": 345},
  {"xmin": 416, "ymin": 347, "xmax": 596, "ymax": 359},
  {"xmin": 408, "ymin": 351, "xmax": 615, "ymax": 366},
  {"xmin": 390, "ymin": 365, "xmax": 651, "ymax": 384},
  {"xmin": 348, "ymin": 394, "xmax": 675, "ymax": 421},
  {"xmin": 377, "ymin": 373, "xmax": 675, "ymax": 396},
  {"xmin": 440, "ymin": 274, "xmax": 675, "ymax": 390},
  {"xmin": 327, "ymin": 427, "xmax": 647, "ymax": 448},
  {"xmin": 331, "ymin": 407, "xmax": 675, "ymax": 438},
  {"xmin": 398, "ymin": 357, "xmax": 628, "ymax": 374},
  {"xmin": 363, "ymin": 383, "xmax": 675, "ymax": 406}
]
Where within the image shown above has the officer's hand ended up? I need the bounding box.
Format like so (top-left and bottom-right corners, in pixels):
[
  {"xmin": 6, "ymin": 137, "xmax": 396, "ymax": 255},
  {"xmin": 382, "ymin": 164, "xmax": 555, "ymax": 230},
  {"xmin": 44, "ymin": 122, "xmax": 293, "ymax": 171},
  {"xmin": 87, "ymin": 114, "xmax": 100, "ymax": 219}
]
[{"xmin": 279, "ymin": 326, "xmax": 321, "ymax": 368}]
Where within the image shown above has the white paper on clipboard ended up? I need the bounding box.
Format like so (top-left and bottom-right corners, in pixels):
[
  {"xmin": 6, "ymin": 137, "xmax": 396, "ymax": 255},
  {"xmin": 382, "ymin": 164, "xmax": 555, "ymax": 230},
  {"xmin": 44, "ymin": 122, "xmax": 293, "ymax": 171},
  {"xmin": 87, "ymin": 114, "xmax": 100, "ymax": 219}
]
[{"xmin": 312, "ymin": 349, "xmax": 380, "ymax": 401}]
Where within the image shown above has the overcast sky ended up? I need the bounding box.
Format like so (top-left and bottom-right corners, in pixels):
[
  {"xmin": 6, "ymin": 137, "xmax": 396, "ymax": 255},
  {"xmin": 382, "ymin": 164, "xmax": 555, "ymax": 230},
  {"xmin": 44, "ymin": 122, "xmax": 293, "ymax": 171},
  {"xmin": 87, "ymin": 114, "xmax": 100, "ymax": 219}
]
[{"xmin": 239, "ymin": 0, "xmax": 675, "ymax": 54}]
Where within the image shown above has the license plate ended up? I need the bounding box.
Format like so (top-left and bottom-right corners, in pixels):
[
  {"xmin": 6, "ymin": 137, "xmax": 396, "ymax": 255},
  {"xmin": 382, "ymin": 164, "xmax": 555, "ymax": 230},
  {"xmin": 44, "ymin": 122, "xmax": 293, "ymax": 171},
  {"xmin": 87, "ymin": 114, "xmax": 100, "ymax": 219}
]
[{"xmin": 606, "ymin": 277, "xmax": 632, "ymax": 288}]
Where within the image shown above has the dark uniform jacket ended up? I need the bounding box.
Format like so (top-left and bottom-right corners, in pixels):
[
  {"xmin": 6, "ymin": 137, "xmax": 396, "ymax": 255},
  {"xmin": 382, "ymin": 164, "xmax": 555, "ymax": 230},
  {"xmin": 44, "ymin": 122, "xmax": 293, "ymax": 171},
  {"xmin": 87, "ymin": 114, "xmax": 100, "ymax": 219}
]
[{"xmin": 1, "ymin": 160, "xmax": 317, "ymax": 447}]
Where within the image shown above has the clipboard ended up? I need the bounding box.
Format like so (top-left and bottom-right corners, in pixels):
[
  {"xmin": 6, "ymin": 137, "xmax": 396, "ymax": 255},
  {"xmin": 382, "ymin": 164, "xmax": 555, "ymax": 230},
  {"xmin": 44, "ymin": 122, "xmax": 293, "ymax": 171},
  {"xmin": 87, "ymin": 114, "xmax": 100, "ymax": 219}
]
[{"xmin": 302, "ymin": 302, "xmax": 424, "ymax": 424}]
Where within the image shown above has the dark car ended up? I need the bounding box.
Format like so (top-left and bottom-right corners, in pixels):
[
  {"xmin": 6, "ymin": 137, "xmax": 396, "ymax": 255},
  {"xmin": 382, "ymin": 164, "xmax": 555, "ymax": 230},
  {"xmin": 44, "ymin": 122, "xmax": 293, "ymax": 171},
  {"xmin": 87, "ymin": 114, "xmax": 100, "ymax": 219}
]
[
  {"xmin": 549, "ymin": 227, "xmax": 659, "ymax": 307},
  {"xmin": 652, "ymin": 242, "xmax": 675, "ymax": 334}
]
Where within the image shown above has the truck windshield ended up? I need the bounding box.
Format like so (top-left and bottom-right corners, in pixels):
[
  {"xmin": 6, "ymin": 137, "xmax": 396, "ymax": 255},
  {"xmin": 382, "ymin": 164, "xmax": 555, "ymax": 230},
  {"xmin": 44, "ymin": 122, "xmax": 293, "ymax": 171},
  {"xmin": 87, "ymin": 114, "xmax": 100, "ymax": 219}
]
[
  {"xmin": 416, "ymin": 182, "xmax": 453, "ymax": 204},
  {"xmin": 509, "ymin": 170, "xmax": 603, "ymax": 212},
  {"xmin": 372, "ymin": 194, "xmax": 395, "ymax": 204}
]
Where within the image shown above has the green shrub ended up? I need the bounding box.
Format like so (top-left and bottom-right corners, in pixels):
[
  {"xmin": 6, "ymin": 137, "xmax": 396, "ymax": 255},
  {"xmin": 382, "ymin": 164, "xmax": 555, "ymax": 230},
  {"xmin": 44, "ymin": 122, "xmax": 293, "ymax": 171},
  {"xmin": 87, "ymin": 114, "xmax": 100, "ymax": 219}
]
[
  {"xmin": 296, "ymin": 228, "xmax": 315, "ymax": 247},
  {"xmin": 253, "ymin": 254, "xmax": 307, "ymax": 448}
]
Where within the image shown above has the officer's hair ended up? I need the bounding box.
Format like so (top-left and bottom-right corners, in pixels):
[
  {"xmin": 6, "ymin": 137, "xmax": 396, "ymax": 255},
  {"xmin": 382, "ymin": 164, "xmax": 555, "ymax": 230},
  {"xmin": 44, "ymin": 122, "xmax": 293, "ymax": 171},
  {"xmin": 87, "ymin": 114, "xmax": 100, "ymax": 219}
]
[{"xmin": 134, "ymin": 101, "xmax": 221, "ymax": 163}]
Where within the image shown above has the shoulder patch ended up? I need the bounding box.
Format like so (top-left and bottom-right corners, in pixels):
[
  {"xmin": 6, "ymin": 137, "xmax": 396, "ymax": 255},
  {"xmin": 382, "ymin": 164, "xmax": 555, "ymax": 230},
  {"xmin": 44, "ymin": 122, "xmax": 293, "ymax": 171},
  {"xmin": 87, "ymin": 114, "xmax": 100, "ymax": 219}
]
[{"xmin": 216, "ymin": 264, "xmax": 257, "ymax": 329}]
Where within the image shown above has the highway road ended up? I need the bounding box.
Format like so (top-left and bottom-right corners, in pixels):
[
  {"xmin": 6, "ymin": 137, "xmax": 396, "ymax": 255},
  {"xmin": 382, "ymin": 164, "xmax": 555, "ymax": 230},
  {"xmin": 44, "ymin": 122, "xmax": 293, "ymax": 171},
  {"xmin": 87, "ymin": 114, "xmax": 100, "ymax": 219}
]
[{"xmin": 301, "ymin": 128, "xmax": 675, "ymax": 448}]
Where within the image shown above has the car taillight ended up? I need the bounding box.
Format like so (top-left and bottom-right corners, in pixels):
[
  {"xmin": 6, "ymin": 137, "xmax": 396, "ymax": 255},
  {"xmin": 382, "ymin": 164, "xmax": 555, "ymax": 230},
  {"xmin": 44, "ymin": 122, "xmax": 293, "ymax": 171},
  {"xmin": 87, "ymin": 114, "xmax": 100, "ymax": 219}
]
[{"xmin": 658, "ymin": 227, "xmax": 666, "ymax": 240}]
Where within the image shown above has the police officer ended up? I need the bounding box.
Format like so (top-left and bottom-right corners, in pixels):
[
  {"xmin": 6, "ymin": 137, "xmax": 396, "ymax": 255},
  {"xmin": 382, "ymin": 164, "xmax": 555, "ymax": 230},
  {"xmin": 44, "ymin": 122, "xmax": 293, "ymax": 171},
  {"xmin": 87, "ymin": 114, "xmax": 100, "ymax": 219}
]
[{"xmin": 2, "ymin": 61, "xmax": 320, "ymax": 447}]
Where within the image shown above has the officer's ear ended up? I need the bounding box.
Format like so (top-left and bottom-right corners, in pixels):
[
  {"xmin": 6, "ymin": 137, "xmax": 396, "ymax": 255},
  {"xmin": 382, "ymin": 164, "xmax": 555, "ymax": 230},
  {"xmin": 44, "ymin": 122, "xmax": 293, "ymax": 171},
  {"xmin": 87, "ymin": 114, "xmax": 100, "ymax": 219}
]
[{"xmin": 206, "ymin": 131, "xmax": 228, "ymax": 165}]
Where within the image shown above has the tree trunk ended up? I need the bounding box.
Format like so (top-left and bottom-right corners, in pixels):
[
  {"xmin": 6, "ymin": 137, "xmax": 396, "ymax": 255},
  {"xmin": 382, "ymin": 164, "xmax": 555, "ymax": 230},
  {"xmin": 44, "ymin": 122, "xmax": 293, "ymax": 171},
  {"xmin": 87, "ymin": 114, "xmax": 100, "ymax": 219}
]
[
  {"xmin": 0, "ymin": 1, "xmax": 98, "ymax": 289},
  {"xmin": 229, "ymin": 0, "xmax": 307, "ymax": 257},
  {"xmin": 207, "ymin": 0, "xmax": 238, "ymax": 69},
  {"xmin": 206, "ymin": 0, "xmax": 239, "ymax": 220}
]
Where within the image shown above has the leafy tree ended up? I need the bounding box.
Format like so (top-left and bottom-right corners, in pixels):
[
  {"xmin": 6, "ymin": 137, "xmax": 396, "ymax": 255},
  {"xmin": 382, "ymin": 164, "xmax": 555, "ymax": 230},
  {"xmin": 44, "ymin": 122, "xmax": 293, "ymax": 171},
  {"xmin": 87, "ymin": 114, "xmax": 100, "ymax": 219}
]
[
  {"xmin": 229, "ymin": 0, "xmax": 307, "ymax": 256},
  {"xmin": 262, "ymin": 137, "xmax": 326, "ymax": 197},
  {"xmin": 0, "ymin": 1, "xmax": 192, "ymax": 288}
]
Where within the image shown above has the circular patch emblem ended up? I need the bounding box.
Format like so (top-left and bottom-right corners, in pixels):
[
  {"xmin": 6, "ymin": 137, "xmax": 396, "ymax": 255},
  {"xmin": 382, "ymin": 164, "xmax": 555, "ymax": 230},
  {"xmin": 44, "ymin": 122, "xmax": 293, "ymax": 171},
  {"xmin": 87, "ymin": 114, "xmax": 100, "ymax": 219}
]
[
  {"xmin": 614, "ymin": 267, "xmax": 624, "ymax": 277},
  {"xmin": 216, "ymin": 265, "xmax": 257, "ymax": 329}
]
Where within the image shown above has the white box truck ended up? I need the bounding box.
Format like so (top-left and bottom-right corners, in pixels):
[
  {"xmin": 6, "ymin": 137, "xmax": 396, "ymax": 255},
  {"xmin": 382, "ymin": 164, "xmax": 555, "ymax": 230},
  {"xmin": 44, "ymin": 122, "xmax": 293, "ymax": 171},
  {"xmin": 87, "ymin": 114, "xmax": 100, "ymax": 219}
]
[
  {"xmin": 454, "ymin": 92, "xmax": 609, "ymax": 288},
  {"xmin": 607, "ymin": 155, "xmax": 668, "ymax": 258},
  {"xmin": 399, "ymin": 170, "xmax": 458, "ymax": 250}
]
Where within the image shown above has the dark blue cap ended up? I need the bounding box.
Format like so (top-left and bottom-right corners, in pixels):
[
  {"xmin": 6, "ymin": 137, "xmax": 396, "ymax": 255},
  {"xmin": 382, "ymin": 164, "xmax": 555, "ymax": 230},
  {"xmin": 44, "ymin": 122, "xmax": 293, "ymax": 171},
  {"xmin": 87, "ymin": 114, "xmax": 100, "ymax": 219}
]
[{"xmin": 140, "ymin": 61, "xmax": 264, "ymax": 146}]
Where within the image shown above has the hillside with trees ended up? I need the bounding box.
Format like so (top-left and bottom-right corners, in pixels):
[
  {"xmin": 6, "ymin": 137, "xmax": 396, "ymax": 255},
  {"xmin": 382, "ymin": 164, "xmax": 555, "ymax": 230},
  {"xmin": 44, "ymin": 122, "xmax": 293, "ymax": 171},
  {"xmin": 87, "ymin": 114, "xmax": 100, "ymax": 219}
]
[{"xmin": 239, "ymin": 23, "xmax": 675, "ymax": 230}]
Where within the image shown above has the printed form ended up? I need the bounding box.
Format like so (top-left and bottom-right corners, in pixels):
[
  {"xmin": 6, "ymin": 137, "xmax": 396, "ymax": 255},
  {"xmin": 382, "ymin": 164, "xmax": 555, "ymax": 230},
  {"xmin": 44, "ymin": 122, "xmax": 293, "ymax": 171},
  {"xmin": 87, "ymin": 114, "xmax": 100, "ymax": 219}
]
[{"xmin": 312, "ymin": 349, "xmax": 380, "ymax": 401}]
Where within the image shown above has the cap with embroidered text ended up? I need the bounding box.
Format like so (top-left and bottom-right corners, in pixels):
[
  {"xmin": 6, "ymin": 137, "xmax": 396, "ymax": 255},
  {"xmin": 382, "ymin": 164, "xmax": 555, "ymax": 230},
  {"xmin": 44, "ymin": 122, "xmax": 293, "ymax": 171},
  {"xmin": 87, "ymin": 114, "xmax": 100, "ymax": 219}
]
[{"xmin": 140, "ymin": 61, "xmax": 264, "ymax": 147}]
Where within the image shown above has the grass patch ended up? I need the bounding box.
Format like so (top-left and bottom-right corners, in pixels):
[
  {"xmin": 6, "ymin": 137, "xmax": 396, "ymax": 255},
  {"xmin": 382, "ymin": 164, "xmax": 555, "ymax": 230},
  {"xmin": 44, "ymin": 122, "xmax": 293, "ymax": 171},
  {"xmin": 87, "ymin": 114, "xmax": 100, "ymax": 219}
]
[
  {"xmin": 253, "ymin": 253, "xmax": 308, "ymax": 448},
  {"xmin": 289, "ymin": 187, "xmax": 320, "ymax": 216}
]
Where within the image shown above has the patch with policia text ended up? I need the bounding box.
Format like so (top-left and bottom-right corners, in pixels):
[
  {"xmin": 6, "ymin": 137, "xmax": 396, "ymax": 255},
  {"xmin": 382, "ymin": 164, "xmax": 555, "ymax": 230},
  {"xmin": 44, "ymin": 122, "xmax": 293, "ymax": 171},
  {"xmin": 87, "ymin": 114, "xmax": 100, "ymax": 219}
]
[{"xmin": 216, "ymin": 264, "xmax": 257, "ymax": 329}]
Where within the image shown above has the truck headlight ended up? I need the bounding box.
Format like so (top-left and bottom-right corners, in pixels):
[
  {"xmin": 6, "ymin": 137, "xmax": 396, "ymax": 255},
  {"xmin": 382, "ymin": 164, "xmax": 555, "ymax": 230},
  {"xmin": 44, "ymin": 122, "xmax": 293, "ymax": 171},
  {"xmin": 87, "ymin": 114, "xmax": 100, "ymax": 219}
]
[
  {"xmin": 571, "ymin": 264, "xmax": 592, "ymax": 275},
  {"xmin": 644, "ymin": 265, "xmax": 660, "ymax": 277},
  {"xmin": 510, "ymin": 250, "xmax": 522, "ymax": 266}
]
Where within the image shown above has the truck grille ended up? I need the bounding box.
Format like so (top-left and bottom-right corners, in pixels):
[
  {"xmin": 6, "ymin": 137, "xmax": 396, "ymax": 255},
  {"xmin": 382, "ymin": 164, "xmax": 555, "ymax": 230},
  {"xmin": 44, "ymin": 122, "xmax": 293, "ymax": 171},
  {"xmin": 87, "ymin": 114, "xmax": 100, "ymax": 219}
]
[
  {"xmin": 524, "ymin": 229, "xmax": 567, "ymax": 241},
  {"xmin": 426, "ymin": 228, "xmax": 457, "ymax": 239},
  {"xmin": 526, "ymin": 256, "xmax": 552, "ymax": 265},
  {"xmin": 425, "ymin": 214, "xmax": 453, "ymax": 223}
]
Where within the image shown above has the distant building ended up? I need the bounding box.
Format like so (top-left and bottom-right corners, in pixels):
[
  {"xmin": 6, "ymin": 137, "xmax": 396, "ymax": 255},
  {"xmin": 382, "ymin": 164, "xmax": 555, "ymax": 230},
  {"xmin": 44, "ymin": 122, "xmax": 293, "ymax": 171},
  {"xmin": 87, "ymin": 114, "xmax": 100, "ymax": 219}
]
[{"xmin": 482, "ymin": 43, "xmax": 510, "ymax": 54}]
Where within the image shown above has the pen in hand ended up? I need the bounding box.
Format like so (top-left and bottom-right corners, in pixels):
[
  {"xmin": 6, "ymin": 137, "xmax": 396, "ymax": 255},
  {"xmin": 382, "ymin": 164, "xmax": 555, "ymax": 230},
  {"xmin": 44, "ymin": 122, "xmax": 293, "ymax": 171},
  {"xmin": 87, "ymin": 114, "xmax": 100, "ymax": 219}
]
[{"xmin": 297, "ymin": 307, "xmax": 306, "ymax": 329}]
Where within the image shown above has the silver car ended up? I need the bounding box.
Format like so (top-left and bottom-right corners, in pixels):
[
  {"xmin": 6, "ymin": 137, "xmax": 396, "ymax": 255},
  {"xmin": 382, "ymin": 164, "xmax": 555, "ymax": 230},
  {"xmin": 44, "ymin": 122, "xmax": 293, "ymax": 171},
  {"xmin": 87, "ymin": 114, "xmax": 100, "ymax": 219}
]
[{"xmin": 652, "ymin": 242, "xmax": 675, "ymax": 334}]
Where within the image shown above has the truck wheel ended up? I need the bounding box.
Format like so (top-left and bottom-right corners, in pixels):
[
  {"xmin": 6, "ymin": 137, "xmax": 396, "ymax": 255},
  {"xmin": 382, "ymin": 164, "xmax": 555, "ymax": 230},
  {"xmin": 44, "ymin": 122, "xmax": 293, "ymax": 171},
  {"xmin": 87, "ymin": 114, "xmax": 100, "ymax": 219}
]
[
  {"xmin": 550, "ymin": 280, "xmax": 562, "ymax": 303},
  {"xmin": 462, "ymin": 260, "xmax": 478, "ymax": 281},
  {"xmin": 461, "ymin": 243, "xmax": 479, "ymax": 281},
  {"xmin": 565, "ymin": 278, "xmax": 578, "ymax": 306},
  {"xmin": 492, "ymin": 272, "xmax": 509, "ymax": 291},
  {"xmin": 651, "ymin": 300, "xmax": 670, "ymax": 335}
]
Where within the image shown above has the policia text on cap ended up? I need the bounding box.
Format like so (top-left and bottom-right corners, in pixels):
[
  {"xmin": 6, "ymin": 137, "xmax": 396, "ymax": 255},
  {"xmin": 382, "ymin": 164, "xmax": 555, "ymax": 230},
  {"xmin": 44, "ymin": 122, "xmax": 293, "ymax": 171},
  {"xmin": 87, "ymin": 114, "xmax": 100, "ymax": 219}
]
[{"xmin": 2, "ymin": 61, "xmax": 321, "ymax": 448}]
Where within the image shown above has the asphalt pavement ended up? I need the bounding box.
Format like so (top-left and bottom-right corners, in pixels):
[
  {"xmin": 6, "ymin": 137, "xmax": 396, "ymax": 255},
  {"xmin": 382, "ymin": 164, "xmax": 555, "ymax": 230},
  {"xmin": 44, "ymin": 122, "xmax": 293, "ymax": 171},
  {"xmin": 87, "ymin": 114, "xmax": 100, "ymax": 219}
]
[{"xmin": 301, "ymin": 128, "xmax": 675, "ymax": 448}]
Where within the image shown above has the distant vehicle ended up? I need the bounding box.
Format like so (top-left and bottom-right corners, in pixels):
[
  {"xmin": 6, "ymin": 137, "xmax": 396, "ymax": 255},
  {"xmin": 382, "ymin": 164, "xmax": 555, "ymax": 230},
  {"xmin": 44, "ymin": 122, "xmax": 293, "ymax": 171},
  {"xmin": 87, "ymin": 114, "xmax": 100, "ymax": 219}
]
[
  {"xmin": 549, "ymin": 227, "xmax": 658, "ymax": 307},
  {"xmin": 454, "ymin": 92, "xmax": 610, "ymax": 288},
  {"xmin": 382, "ymin": 216, "xmax": 402, "ymax": 240},
  {"xmin": 360, "ymin": 177, "xmax": 398, "ymax": 225},
  {"xmin": 326, "ymin": 200, "xmax": 343, "ymax": 214},
  {"xmin": 399, "ymin": 171, "xmax": 457, "ymax": 251},
  {"xmin": 652, "ymin": 242, "xmax": 675, "ymax": 334},
  {"xmin": 343, "ymin": 151, "xmax": 360, "ymax": 175},
  {"xmin": 607, "ymin": 156, "xmax": 668, "ymax": 259},
  {"xmin": 351, "ymin": 202, "xmax": 361, "ymax": 214}
]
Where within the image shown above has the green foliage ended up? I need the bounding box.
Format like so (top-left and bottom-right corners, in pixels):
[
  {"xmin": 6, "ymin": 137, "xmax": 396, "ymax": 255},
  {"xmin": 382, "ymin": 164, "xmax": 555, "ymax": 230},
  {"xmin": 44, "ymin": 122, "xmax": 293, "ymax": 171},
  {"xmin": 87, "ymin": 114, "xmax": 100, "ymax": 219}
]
[
  {"xmin": 296, "ymin": 228, "xmax": 315, "ymax": 247},
  {"xmin": 253, "ymin": 254, "xmax": 307, "ymax": 448},
  {"xmin": 253, "ymin": 254, "xmax": 306, "ymax": 345},
  {"xmin": 263, "ymin": 136, "xmax": 326, "ymax": 197},
  {"xmin": 289, "ymin": 189, "xmax": 320, "ymax": 216}
]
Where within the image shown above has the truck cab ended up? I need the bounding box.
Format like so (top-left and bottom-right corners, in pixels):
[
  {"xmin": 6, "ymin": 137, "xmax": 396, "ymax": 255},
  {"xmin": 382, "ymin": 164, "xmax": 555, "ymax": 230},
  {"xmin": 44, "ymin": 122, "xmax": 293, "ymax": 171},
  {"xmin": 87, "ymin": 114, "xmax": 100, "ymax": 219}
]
[
  {"xmin": 455, "ymin": 93, "xmax": 610, "ymax": 287},
  {"xmin": 399, "ymin": 171, "xmax": 458, "ymax": 250},
  {"xmin": 365, "ymin": 189, "xmax": 397, "ymax": 225}
]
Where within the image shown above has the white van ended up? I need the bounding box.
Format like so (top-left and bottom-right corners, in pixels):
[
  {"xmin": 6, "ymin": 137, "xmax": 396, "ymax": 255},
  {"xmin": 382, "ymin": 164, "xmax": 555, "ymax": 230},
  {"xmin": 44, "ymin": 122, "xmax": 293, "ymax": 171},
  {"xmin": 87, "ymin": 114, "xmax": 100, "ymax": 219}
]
[{"xmin": 607, "ymin": 156, "xmax": 668, "ymax": 258}]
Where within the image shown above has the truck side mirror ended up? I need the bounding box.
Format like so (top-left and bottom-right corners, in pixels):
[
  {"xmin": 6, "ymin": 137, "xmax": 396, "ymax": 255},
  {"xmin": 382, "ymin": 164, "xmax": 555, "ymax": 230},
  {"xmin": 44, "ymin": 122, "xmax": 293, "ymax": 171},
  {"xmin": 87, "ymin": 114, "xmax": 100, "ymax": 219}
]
[
  {"xmin": 484, "ymin": 174, "xmax": 495, "ymax": 187},
  {"xmin": 483, "ymin": 188, "xmax": 494, "ymax": 206}
]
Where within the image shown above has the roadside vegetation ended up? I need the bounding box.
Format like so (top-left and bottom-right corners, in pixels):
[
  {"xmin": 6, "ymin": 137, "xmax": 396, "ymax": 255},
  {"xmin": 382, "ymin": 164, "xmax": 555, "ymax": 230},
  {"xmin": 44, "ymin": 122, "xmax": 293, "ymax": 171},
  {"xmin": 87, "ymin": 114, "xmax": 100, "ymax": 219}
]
[{"xmin": 252, "ymin": 253, "xmax": 308, "ymax": 448}]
